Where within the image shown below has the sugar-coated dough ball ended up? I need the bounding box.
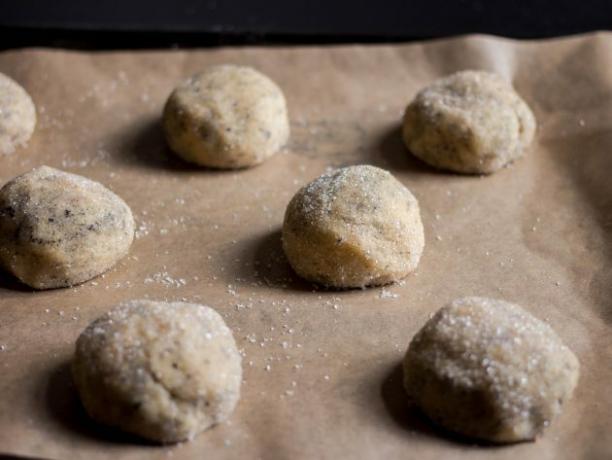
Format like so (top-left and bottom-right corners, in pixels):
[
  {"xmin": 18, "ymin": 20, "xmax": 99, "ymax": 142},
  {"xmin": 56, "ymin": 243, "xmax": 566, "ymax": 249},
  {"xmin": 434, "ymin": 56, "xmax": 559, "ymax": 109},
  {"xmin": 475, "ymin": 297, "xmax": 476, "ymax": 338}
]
[
  {"xmin": 163, "ymin": 65, "xmax": 289, "ymax": 168},
  {"xmin": 72, "ymin": 300, "xmax": 242, "ymax": 443},
  {"xmin": 403, "ymin": 297, "xmax": 580, "ymax": 443},
  {"xmin": 402, "ymin": 70, "xmax": 536, "ymax": 174},
  {"xmin": 282, "ymin": 165, "xmax": 424, "ymax": 288},
  {"xmin": 0, "ymin": 73, "xmax": 36, "ymax": 155},
  {"xmin": 0, "ymin": 166, "xmax": 134, "ymax": 289}
]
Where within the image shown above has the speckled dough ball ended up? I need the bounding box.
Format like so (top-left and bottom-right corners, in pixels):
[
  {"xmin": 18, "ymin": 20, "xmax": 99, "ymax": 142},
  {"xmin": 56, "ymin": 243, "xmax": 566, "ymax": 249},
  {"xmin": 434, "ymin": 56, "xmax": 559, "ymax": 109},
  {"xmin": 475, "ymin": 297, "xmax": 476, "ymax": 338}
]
[
  {"xmin": 402, "ymin": 70, "xmax": 536, "ymax": 174},
  {"xmin": 0, "ymin": 166, "xmax": 134, "ymax": 289},
  {"xmin": 0, "ymin": 73, "xmax": 36, "ymax": 155},
  {"xmin": 72, "ymin": 300, "xmax": 242, "ymax": 443},
  {"xmin": 403, "ymin": 297, "xmax": 580, "ymax": 443},
  {"xmin": 282, "ymin": 165, "xmax": 424, "ymax": 288},
  {"xmin": 163, "ymin": 65, "xmax": 290, "ymax": 168}
]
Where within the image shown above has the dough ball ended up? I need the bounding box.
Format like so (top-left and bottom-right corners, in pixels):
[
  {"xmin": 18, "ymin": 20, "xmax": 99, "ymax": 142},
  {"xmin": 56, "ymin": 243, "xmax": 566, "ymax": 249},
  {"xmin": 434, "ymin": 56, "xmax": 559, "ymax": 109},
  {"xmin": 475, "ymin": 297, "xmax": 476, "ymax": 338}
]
[
  {"xmin": 403, "ymin": 297, "xmax": 580, "ymax": 443},
  {"xmin": 402, "ymin": 70, "xmax": 536, "ymax": 174},
  {"xmin": 163, "ymin": 65, "xmax": 289, "ymax": 168},
  {"xmin": 282, "ymin": 165, "xmax": 424, "ymax": 288},
  {"xmin": 72, "ymin": 300, "xmax": 242, "ymax": 443},
  {"xmin": 0, "ymin": 166, "xmax": 134, "ymax": 289},
  {"xmin": 0, "ymin": 73, "xmax": 36, "ymax": 155}
]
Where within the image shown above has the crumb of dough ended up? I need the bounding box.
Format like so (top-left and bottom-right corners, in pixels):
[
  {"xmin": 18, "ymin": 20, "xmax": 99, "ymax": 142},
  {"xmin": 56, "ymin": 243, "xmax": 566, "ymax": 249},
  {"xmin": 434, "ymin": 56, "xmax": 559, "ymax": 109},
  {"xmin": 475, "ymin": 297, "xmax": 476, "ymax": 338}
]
[
  {"xmin": 402, "ymin": 70, "xmax": 536, "ymax": 174},
  {"xmin": 282, "ymin": 165, "xmax": 424, "ymax": 288},
  {"xmin": 403, "ymin": 296, "xmax": 580, "ymax": 443},
  {"xmin": 0, "ymin": 73, "xmax": 36, "ymax": 155},
  {"xmin": 0, "ymin": 166, "xmax": 134, "ymax": 289},
  {"xmin": 72, "ymin": 300, "xmax": 242, "ymax": 443},
  {"xmin": 163, "ymin": 65, "xmax": 289, "ymax": 169}
]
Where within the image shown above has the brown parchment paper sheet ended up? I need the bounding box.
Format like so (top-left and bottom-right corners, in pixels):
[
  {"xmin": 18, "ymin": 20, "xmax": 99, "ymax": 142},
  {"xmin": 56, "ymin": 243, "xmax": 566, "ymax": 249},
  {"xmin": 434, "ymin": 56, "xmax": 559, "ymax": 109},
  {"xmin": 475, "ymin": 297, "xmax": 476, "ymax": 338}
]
[{"xmin": 0, "ymin": 33, "xmax": 611, "ymax": 460}]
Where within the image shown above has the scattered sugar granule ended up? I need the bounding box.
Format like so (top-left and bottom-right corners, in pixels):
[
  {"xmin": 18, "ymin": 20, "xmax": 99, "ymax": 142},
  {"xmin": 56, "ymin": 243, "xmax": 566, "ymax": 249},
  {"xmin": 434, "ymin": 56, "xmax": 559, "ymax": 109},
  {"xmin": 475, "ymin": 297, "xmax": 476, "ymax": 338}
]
[{"xmin": 379, "ymin": 288, "xmax": 399, "ymax": 299}]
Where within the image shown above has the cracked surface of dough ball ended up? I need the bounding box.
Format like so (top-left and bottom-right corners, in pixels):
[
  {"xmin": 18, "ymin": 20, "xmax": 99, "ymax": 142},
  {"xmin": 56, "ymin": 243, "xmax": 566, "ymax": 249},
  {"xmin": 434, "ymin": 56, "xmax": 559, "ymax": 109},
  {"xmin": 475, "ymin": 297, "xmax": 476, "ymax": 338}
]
[
  {"xmin": 0, "ymin": 73, "xmax": 36, "ymax": 155},
  {"xmin": 402, "ymin": 70, "xmax": 536, "ymax": 174},
  {"xmin": 72, "ymin": 300, "xmax": 242, "ymax": 443},
  {"xmin": 403, "ymin": 297, "xmax": 580, "ymax": 443},
  {"xmin": 0, "ymin": 166, "xmax": 134, "ymax": 289},
  {"xmin": 163, "ymin": 65, "xmax": 289, "ymax": 168},
  {"xmin": 282, "ymin": 165, "xmax": 424, "ymax": 288}
]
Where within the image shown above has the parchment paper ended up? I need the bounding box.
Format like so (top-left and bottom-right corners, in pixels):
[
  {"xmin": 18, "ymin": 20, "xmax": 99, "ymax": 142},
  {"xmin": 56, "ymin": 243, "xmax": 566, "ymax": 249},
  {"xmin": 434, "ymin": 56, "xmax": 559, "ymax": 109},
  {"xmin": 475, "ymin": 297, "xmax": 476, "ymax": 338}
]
[{"xmin": 0, "ymin": 33, "xmax": 611, "ymax": 460}]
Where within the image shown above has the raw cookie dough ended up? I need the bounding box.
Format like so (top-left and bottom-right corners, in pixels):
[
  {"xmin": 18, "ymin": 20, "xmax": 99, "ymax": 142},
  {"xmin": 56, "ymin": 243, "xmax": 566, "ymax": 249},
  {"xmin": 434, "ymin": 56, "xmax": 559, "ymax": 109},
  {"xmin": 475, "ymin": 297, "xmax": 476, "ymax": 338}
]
[
  {"xmin": 282, "ymin": 165, "xmax": 424, "ymax": 288},
  {"xmin": 72, "ymin": 300, "xmax": 242, "ymax": 443},
  {"xmin": 402, "ymin": 70, "xmax": 536, "ymax": 174},
  {"xmin": 163, "ymin": 65, "xmax": 289, "ymax": 168},
  {"xmin": 0, "ymin": 72, "xmax": 36, "ymax": 155},
  {"xmin": 0, "ymin": 166, "xmax": 134, "ymax": 289},
  {"xmin": 403, "ymin": 297, "xmax": 580, "ymax": 443}
]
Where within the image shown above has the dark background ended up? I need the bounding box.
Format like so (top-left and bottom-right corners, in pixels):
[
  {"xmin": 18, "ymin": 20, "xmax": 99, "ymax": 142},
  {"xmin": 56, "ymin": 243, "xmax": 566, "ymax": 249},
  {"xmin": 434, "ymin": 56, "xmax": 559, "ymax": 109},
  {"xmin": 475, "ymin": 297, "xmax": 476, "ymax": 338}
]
[{"xmin": 1, "ymin": 0, "xmax": 612, "ymax": 49}]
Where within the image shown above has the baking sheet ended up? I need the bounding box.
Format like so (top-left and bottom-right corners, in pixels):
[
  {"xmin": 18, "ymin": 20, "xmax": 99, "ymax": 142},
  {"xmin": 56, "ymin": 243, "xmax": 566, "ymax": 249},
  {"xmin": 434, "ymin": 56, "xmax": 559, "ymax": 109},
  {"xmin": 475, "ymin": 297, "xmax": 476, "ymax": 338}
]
[{"xmin": 0, "ymin": 33, "xmax": 611, "ymax": 460}]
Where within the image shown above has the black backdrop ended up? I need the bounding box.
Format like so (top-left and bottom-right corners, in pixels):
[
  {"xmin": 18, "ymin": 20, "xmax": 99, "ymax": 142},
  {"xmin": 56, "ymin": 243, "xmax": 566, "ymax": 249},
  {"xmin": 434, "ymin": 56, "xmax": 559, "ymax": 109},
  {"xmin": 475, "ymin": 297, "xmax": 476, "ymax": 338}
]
[{"xmin": 1, "ymin": 0, "xmax": 612, "ymax": 48}]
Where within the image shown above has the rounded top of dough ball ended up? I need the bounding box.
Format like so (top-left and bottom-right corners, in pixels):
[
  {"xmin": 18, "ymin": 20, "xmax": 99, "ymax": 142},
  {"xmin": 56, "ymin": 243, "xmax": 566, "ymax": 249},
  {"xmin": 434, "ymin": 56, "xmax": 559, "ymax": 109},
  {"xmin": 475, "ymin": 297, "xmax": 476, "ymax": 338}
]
[
  {"xmin": 404, "ymin": 297, "xmax": 579, "ymax": 443},
  {"xmin": 0, "ymin": 73, "xmax": 36, "ymax": 155},
  {"xmin": 72, "ymin": 300, "xmax": 242, "ymax": 443},
  {"xmin": 402, "ymin": 70, "xmax": 536, "ymax": 174},
  {"xmin": 0, "ymin": 166, "xmax": 134, "ymax": 289},
  {"xmin": 163, "ymin": 65, "xmax": 290, "ymax": 169},
  {"xmin": 282, "ymin": 164, "xmax": 424, "ymax": 288}
]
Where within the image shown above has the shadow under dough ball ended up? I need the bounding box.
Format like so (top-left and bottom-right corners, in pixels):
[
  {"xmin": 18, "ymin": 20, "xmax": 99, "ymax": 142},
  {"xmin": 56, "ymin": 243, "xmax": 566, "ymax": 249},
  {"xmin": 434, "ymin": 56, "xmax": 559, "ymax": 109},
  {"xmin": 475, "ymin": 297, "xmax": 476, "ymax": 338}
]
[
  {"xmin": 163, "ymin": 64, "xmax": 290, "ymax": 169},
  {"xmin": 402, "ymin": 70, "xmax": 536, "ymax": 174},
  {"xmin": 403, "ymin": 297, "xmax": 580, "ymax": 443},
  {"xmin": 72, "ymin": 300, "xmax": 242, "ymax": 444},
  {"xmin": 0, "ymin": 166, "xmax": 134, "ymax": 289},
  {"xmin": 0, "ymin": 72, "xmax": 36, "ymax": 155},
  {"xmin": 282, "ymin": 165, "xmax": 424, "ymax": 288}
]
